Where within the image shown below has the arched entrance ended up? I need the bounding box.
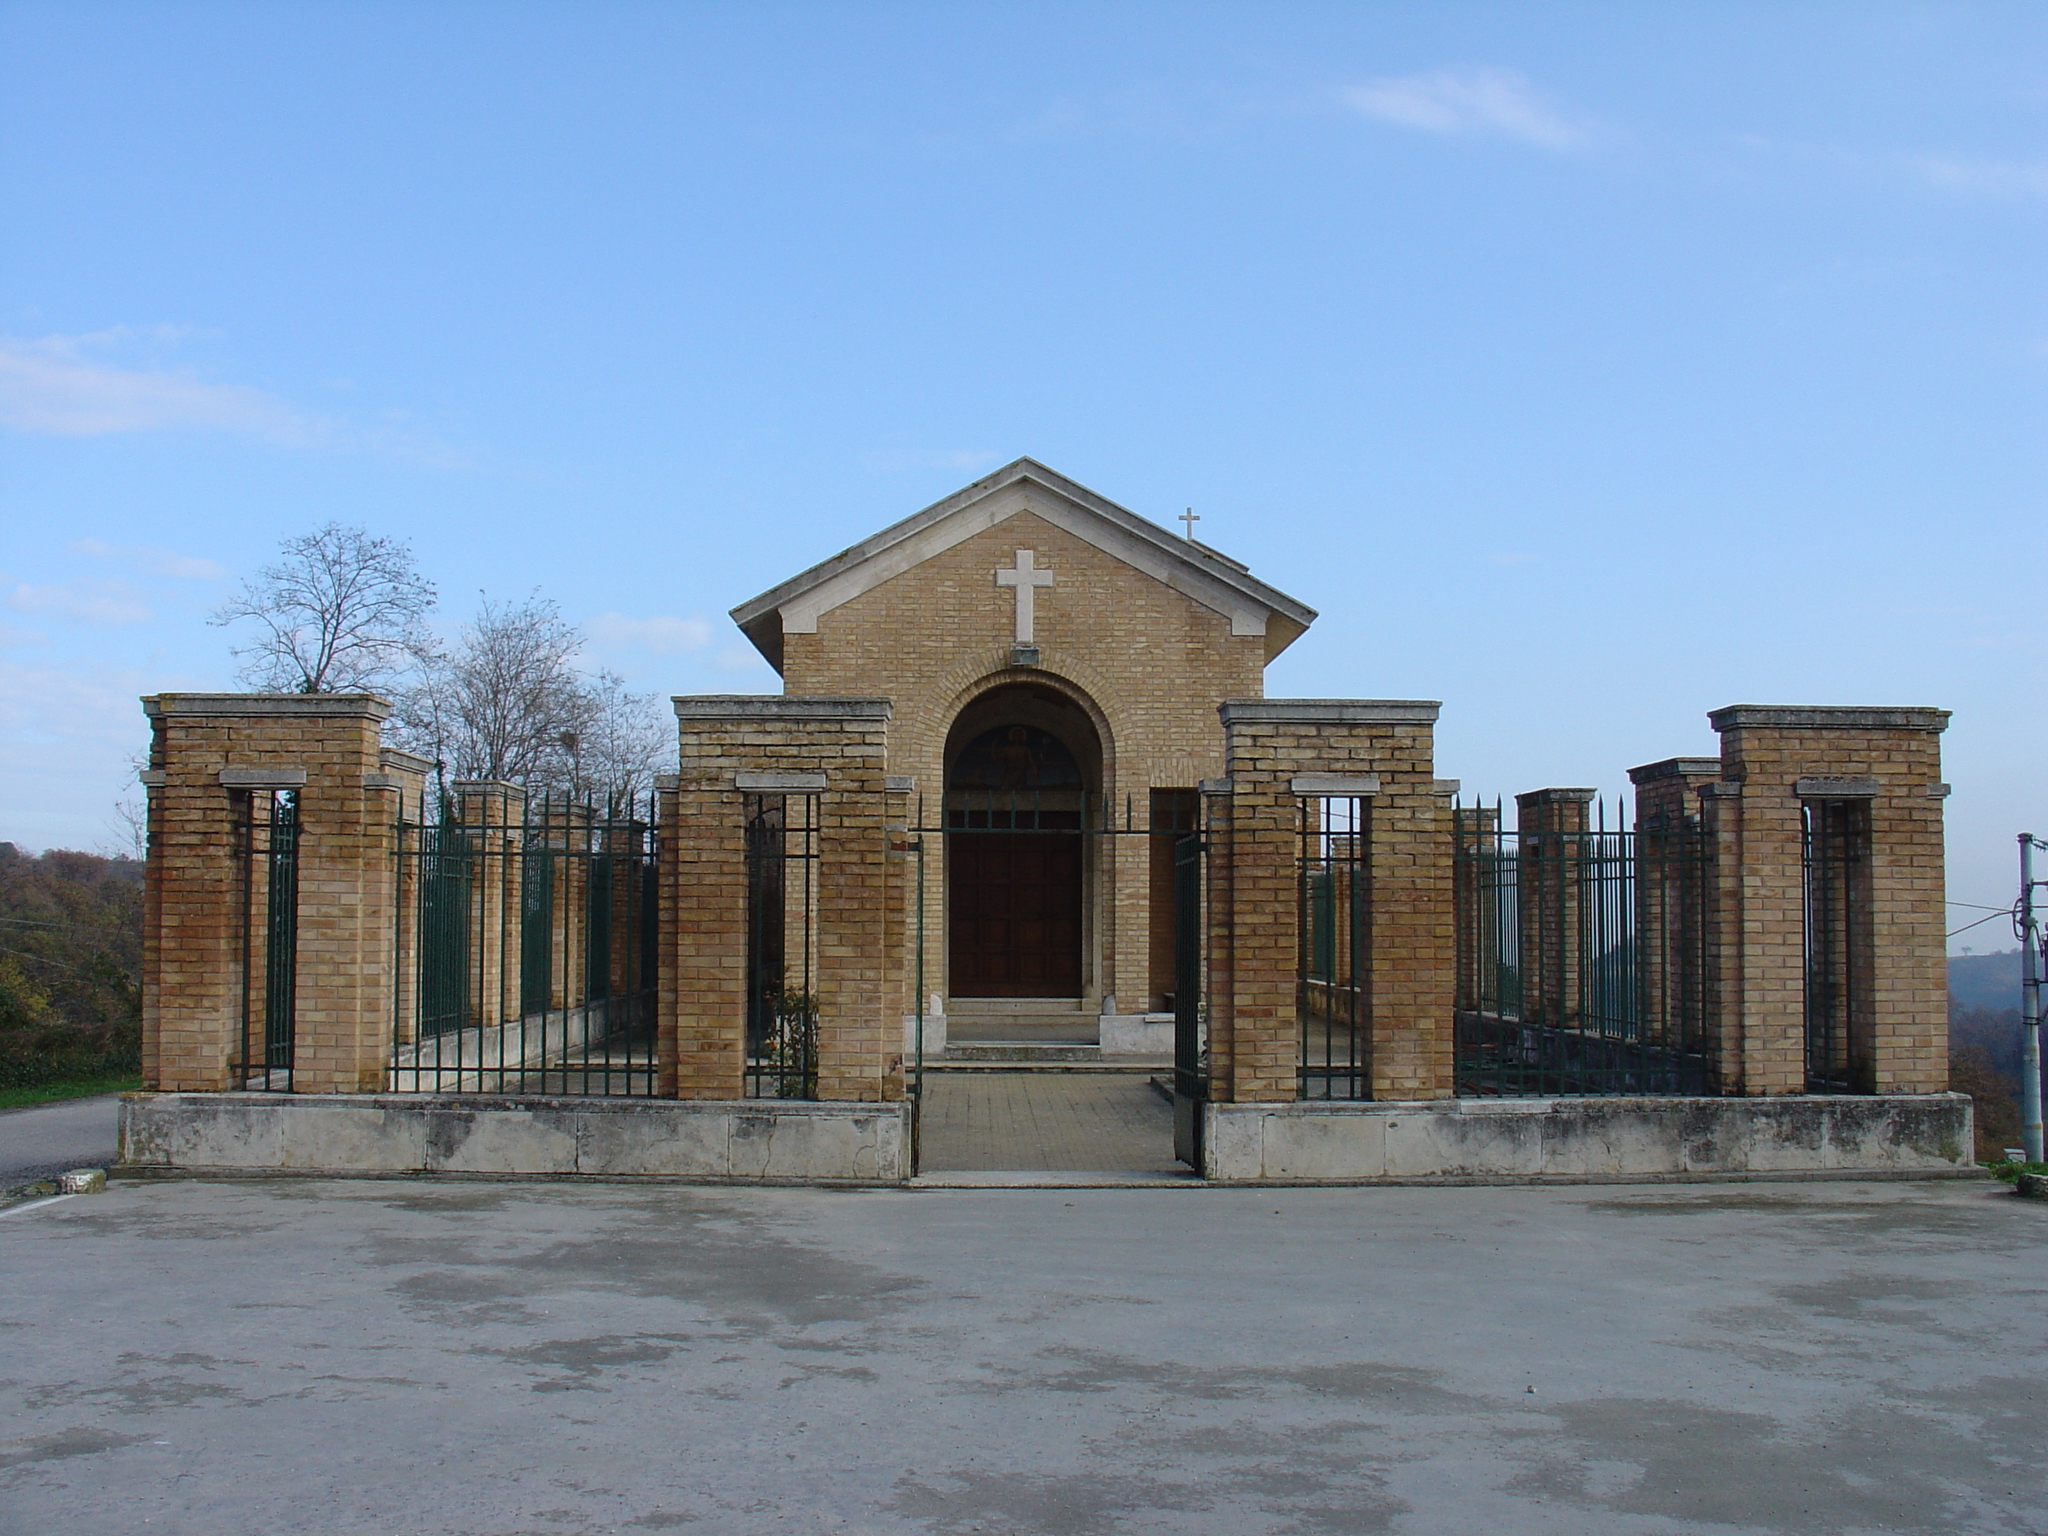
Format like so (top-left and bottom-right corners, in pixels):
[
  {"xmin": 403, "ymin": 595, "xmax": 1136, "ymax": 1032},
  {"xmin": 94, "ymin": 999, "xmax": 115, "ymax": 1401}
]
[{"xmin": 943, "ymin": 683, "xmax": 1101, "ymax": 1003}]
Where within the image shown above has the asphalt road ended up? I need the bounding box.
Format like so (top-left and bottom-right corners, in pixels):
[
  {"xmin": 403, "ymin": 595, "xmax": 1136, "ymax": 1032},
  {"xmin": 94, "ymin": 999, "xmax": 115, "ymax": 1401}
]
[
  {"xmin": 0, "ymin": 1175, "xmax": 2042, "ymax": 1535},
  {"xmin": 0, "ymin": 1094, "xmax": 120, "ymax": 1187}
]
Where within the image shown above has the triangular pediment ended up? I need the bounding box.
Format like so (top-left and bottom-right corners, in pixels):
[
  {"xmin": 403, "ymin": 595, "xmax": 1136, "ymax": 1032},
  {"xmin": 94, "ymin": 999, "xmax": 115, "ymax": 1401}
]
[{"xmin": 730, "ymin": 458, "xmax": 1316, "ymax": 672}]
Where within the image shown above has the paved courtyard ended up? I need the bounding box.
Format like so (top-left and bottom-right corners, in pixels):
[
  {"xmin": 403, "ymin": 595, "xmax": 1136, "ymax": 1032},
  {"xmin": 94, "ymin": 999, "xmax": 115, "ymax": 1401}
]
[
  {"xmin": 917, "ymin": 1071, "xmax": 1179, "ymax": 1172},
  {"xmin": 2, "ymin": 1173, "xmax": 2043, "ymax": 1535}
]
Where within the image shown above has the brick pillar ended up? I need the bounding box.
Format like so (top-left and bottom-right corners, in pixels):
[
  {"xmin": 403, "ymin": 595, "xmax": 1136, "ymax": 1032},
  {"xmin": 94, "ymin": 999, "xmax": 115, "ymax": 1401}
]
[
  {"xmin": 667, "ymin": 697, "xmax": 897, "ymax": 1102},
  {"xmin": 653, "ymin": 774, "xmax": 684, "ymax": 1097},
  {"xmin": 376, "ymin": 749, "xmax": 432, "ymax": 1056},
  {"xmin": 1515, "ymin": 788, "xmax": 1596, "ymax": 1031},
  {"xmin": 1210, "ymin": 701, "xmax": 1454, "ymax": 1104},
  {"xmin": 140, "ymin": 693, "xmax": 398, "ymax": 1094},
  {"xmin": 1627, "ymin": 758, "xmax": 1720, "ymax": 1075},
  {"xmin": 1105, "ymin": 817, "xmax": 1143, "ymax": 1016},
  {"xmin": 1705, "ymin": 706, "xmax": 1950, "ymax": 1095},
  {"xmin": 1452, "ymin": 803, "xmax": 1500, "ymax": 1012}
]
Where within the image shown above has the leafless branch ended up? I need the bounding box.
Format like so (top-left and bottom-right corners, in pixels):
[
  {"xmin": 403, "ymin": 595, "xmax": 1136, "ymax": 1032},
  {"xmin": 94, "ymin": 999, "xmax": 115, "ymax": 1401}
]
[{"xmin": 210, "ymin": 522, "xmax": 437, "ymax": 693}]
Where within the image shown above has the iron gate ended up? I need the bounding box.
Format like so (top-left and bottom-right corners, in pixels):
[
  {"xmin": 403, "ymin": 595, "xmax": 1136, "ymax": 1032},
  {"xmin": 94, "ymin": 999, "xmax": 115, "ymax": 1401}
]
[
  {"xmin": 1802, "ymin": 797, "xmax": 1872, "ymax": 1093},
  {"xmin": 232, "ymin": 788, "xmax": 299, "ymax": 1091},
  {"xmin": 1171, "ymin": 824, "xmax": 1206, "ymax": 1168},
  {"xmin": 1298, "ymin": 794, "xmax": 1369, "ymax": 1099},
  {"xmin": 744, "ymin": 792, "xmax": 819, "ymax": 1099}
]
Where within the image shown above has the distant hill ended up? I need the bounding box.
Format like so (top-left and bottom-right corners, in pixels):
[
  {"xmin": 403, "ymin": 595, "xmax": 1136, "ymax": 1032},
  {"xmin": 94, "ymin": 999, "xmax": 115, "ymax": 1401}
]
[{"xmin": 1949, "ymin": 950, "xmax": 2024, "ymax": 1013}]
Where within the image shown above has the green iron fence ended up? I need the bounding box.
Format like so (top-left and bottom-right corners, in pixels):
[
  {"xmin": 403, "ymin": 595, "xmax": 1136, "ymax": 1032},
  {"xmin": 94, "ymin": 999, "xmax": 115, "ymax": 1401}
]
[{"xmin": 391, "ymin": 792, "xmax": 658, "ymax": 1095}]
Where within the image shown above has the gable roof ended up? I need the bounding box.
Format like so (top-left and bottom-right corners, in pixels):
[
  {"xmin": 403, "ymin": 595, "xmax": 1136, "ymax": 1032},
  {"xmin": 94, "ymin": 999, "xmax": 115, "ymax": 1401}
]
[{"xmin": 730, "ymin": 457, "xmax": 1318, "ymax": 673}]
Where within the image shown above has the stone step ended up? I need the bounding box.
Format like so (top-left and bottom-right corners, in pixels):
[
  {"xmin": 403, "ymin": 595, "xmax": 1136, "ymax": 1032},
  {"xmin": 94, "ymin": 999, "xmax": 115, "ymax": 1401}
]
[
  {"xmin": 926, "ymin": 1044, "xmax": 1173, "ymax": 1071},
  {"xmin": 943, "ymin": 1044, "xmax": 1105, "ymax": 1063}
]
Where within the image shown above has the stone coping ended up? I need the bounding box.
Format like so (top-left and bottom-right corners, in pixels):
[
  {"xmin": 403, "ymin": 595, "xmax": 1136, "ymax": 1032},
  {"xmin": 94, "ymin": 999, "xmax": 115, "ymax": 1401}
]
[
  {"xmin": 1220, "ymin": 699, "xmax": 1441, "ymax": 725},
  {"xmin": 1628, "ymin": 757, "xmax": 1722, "ymax": 783},
  {"xmin": 1709, "ymin": 705, "xmax": 1950, "ymax": 733},
  {"xmin": 1516, "ymin": 787, "xmax": 1596, "ymax": 805},
  {"xmin": 143, "ymin": 692, "xmax": 393, "ymax": 720}
]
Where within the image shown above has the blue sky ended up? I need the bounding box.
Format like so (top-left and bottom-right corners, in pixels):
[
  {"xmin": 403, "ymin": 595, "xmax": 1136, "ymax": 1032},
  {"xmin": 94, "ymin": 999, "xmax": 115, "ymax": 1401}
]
[{"xmin": 1, "ymin": 2, "xmax": 2042, "ymax": 939}]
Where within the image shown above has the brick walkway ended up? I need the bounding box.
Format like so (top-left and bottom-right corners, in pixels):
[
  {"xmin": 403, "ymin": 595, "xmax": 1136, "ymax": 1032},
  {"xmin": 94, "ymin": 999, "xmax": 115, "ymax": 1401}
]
[{"xmin": 916, "ymin": 1070, "xmax": 1180, "ymax": 1172}]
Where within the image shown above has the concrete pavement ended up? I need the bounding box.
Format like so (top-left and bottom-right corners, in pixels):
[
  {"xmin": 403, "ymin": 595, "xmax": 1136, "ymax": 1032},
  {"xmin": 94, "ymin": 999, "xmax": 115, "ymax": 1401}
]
[{"xmin": 0, "ymin": 1174, "xmax": 2042, "ymax": 1535}]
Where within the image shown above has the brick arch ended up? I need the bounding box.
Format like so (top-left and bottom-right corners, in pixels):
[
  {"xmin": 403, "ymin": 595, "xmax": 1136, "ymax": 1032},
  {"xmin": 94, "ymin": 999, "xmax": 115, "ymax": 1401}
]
[{"xmin": 896, "ymin": 652, "xmax": 1134, "ymax": 793}]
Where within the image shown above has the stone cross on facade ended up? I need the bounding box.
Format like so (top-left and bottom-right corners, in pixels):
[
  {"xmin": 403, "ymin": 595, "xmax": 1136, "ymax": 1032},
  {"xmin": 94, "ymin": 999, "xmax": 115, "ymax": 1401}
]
[{"xmin": 994, "ymin": 549, "xmax": 1055, "ymax": 643}]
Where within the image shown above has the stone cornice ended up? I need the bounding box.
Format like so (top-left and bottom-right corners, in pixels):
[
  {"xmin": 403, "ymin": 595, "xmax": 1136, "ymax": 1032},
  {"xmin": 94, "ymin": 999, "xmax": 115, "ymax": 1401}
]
[{"xmin": 729, "ymin": 458, "xmax": 1317, "ymax": 672}]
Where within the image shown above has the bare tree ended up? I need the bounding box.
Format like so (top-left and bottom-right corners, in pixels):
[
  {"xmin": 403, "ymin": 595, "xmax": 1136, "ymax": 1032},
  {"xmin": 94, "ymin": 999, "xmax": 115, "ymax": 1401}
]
[
  {"xmin": 393, "ymin": 592, "xmax": 592, "ymax": 788},
  {"xmin": 565, "ymin": 671, "xmax": 671, "ymax": 808},
  {"xmin": 211, "ymin": 523, "xmax": 436, "ymax": 693}
]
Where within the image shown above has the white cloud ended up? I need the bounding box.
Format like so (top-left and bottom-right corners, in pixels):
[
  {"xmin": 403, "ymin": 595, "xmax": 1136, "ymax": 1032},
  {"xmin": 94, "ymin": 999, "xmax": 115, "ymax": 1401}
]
[
  {"xmin": 70, "ymin": 538, "xmax": 228, "ymax": 581},
  {"xmin": 0, "ymin": 329, "xmax": 467, "ymax": 465},
  {"xmin": 0, "ymin": 331, "xmax": 325, "ymax": 441},
  {"xmin": 6, "ymin": 581, "xmax": 152, "ymax": 626},
  {"xmin": 1342, "ymin": 67, "xmax": 1594, "ymax": 152},
  {"xmin": 868, "ymin": 448, "xmax": 1004, "ymax": 474},
  {"xmin": 715, "ymin": 646, "xmax": 775, "ymax": 674},
  {"xmin": 1907, "ymin": 154, "xmax": 2048, "ymax": 202},
  {"xmin": 587, "ymin": 612, "xmax": 715, "ymax": 655},
  {"xmin": 0, "ymin": 654, "xmax": 162, "ymax": 852}
]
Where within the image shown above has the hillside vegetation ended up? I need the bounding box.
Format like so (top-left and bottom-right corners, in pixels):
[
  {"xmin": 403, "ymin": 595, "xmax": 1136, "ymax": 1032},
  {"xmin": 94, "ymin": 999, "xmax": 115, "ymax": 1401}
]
[{"xmin": 0, "ymin": 844, "xmax": 142, "ymax": 1093}]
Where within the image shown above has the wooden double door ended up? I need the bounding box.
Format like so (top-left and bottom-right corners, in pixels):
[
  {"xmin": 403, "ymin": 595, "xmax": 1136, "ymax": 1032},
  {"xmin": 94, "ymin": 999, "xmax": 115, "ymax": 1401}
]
[{"xmin": 947, "ymin": 832, "xmax": 1083, "ymax": 997}]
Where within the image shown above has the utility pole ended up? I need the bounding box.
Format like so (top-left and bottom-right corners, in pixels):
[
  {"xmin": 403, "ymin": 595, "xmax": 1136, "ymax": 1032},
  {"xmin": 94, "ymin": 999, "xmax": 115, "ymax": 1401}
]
[{"xmin": 2021, "ymin": 834, "xmax": 2045, "ymax": 1164}]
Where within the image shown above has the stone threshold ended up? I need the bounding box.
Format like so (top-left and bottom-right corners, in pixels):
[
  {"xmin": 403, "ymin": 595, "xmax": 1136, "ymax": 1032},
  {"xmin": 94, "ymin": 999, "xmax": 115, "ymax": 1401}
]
[
  {"xmin": 921, "ymin": 1061, "xmax": 1170, "ymax": 1074},
  {"xmin": 910, "ymin": 1169, "xmax": 1204, "ymax": 1188}
]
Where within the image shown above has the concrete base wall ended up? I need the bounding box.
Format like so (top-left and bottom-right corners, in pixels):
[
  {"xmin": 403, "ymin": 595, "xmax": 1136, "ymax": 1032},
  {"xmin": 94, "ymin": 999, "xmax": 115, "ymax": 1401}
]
[
  {"xmin": 1204, "ymin": 1094, "xmax": 1975, "ymax": 1183},
  {"xmin": 118, "ymin": 1093, "xmax": 910, "ymax": 1183}
]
